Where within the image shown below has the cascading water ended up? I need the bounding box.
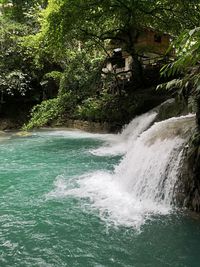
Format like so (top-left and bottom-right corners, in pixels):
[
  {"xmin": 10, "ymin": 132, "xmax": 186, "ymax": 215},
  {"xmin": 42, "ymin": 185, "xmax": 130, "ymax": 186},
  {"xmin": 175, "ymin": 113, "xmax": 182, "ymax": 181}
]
[
  {"xmin": 90, "ymin": 111, "xmax": 157, "ymax": 156},
  {"xmin": 48, "ymin": 113, "xmax": 195, "ymax": 228},
  {"xmin": 114, "ymin": 115, "xmax": 195, "ymax": 205}
]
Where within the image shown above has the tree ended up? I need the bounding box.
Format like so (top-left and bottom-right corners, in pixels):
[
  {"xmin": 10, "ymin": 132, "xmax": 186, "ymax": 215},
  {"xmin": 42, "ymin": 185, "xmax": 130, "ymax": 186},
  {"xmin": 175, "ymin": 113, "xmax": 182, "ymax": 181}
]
[
  {"xmin": 0, "ymin": 1, "xmax": 50, "ymax": 105},
  {"xmin": 32, "ymin": 0, "xmax": 200, "ymax": 86},
  {"xmin": 0, "ymin": 0, "xmax": 47, "ymax": 22},
  {"xmin": 0, "ymin": 16, "xmax": 30, "ymax": 96},
  {"xmin": 159, "ymin": 27, "xmax": 200, "ymax": 127}
]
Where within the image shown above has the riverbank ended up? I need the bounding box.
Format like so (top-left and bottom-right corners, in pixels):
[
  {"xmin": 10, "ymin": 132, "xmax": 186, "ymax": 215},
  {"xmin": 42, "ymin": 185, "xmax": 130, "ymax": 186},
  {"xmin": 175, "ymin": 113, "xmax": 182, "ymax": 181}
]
[{"xmin": 0, "ymin": 97, "xmax": 190, "ymax": 134}]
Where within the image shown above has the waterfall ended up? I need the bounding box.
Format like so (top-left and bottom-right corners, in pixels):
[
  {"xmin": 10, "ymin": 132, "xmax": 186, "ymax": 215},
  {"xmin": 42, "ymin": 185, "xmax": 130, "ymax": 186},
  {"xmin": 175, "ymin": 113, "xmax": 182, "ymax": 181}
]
[
  {"xmin": 114, "ymin": 115, "xmax": 195, "ymax": 206},
  {"xmin": 90, "ymin": 111, "xmax": 157, "ymax": 156},
  {"xmin": 49, "ymin": 113, "xmax": 195, "ymax": 228}
]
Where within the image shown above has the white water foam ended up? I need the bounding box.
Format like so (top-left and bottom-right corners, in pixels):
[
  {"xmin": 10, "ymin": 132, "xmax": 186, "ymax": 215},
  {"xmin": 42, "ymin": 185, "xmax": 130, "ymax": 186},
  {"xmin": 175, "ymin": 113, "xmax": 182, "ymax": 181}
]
[
  {"xmin": 47, "ymin": 114, "xmax": 195, "ymax": 229},
  {"xmin": 33, "ymin": 129, "xmax": 118, "ymax": 143},
  {"xmin": 90, "ymin": 112, "xmax": 157, "ymax": 156}
]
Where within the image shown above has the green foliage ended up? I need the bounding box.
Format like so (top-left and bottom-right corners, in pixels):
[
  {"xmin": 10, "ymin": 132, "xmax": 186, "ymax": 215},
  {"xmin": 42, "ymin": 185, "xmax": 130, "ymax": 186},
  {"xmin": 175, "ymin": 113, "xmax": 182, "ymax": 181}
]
[
  {"xmin": 0, "ymin": 71, "xmax": 30, "ymax": 95},
  {"xmin": 1, "ymin": 0, "xmax": 200, "ymax": 129},
  {"xmin": 23, "ymin": 98, "xmax": 61, "ymax": 130},
  {"xmin": 41, "ymin": 71, "xmax": 62, "ymax": 88},
  {"xmin": 157, "ymin": 26, "xmax": 200, "ymax": 119},
  {"xmin": 0, "ymin": 2, "xmax": 59, "ymax": 102},
  {"xmin": 0, "ymin": 0, "xmax": 47, "ymax": 23},
  {"xmin": 0, "ymin": 17, "xmax": 33, "ymax": 96},
  {"xmin": 75, "ymin": 93, "xmax": 113, "ymax": 122},
  {"xmin": 23, "ymin": 49, "xmax": 105, "ymax": 129},
  {"xmin": 158, "ymin": 27, "xmax": 200, "ymax": 97},
  {"xmin": 59, "ymin": 51, "xmax": 103, "ymax": 98},
  {"xmin": 74, "ymin": 91, "xmax": 139, "ymax": 123},
  {"xmin": 23, "ymin": 92, "xmax": 74, "ymax": 130},
  {"xmin": 34, "ymin": 0, "xmax": 200, "ymax": 53},
  {"xmin": 161, "ymin": 27, "xmax": 200, "ymax": 75},
  {"xmin": 43, "ymin": 71, "xmax": 62, "ymax": 82},
  {"xmin": 24, "ymin": 88, "xmax": 135, "ymax": 129},
  {"xmin": 25, "ymin": 0, "xmax": 200, "ymax": 93}
]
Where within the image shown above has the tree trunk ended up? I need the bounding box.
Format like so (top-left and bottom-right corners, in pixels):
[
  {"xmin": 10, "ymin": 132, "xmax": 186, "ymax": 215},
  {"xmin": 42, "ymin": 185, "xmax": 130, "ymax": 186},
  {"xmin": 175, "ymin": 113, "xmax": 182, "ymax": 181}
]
[
  {"xmin": 130, "ymin": 52, "xmax": 143, "ymax": 87},
  {"xmin": 125, "ymin": 28, "xmax": 143, "ymax": 87},
  {"xmin": 196, "ymin": 97, "xmax": 200, "ymax": 130}
]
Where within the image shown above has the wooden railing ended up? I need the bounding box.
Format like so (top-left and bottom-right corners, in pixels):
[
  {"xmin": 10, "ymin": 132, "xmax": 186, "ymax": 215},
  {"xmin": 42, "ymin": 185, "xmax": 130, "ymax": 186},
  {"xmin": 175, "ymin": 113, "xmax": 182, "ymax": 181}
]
[{"xmin": 138, "ymin": 55, "xmax": 173, "ymax": 69}]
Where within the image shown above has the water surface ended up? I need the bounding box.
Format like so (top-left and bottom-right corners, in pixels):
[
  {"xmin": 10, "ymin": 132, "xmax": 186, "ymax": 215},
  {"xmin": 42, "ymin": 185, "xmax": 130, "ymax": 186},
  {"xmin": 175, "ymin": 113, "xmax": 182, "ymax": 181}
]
[{"xmin": 0, "ymin": 130, "xmax": 200, "ymax": 267}]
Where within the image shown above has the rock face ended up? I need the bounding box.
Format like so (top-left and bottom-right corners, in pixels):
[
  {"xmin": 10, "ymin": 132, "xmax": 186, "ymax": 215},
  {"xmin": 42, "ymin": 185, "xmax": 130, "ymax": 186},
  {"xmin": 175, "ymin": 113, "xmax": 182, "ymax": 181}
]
[
  {"xmin": 154, "ymin": 98, "xmax": 189, "ymax": 122},
  {"xmin": 0, "ymin": 118, "xmax": 20, "ymax": 130},
  {"xmin": 152, "ymin": 98, "xmax": 200, "ymax": 212},
  {"xmin": 139, "ymin": 97, "xmax": 200, "ymax": 212},
  {"xmin": 175, "ymin": 131, "xmax": 200, "ymax": 211},
  {"xmin": 175, "ymin": 98, "xmax": 200, "ymax": 212},
  {"xmin": 54, "ymin": 98, "xmax": 188, "ymax": 133},
  {"xmin": 53, "ymin": 120, "xmax": 113, "ymax": 133}
]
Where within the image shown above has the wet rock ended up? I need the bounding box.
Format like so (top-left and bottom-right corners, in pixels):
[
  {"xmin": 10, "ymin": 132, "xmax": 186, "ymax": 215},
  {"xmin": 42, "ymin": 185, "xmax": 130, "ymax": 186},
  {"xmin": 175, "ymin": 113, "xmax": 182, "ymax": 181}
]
[{"xmin": 175, "ymin": 131, "xmax": 200, "ymax": 212}]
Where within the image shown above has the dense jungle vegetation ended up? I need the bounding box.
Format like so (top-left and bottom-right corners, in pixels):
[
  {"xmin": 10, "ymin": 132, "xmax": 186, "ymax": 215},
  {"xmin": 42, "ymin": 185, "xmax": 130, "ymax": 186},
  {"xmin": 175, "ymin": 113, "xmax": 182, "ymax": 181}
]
[{"xmin": 0, "ymin": 0, "xmax": 199, "ymax": 130}]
